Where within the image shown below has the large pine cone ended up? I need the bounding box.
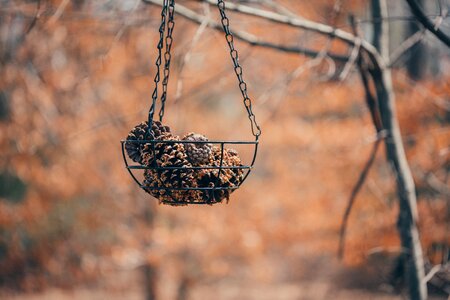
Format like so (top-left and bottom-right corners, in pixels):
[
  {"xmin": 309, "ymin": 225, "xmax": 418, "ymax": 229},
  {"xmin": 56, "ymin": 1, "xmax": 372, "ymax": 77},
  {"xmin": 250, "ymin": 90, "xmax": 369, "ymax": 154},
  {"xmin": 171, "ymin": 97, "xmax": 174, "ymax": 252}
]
[
  {"xmin": 142, "ymin": 136, "xmax": 202, "ymax": 205},
  {"xmin": 182, "ymin": 133, "xmax": 212, "ymax": 166},
  {"xmin": 197, "ymin": 147, "xmax": 244, "ymax": 203},
  {"xmin": 125, "ymin": 122, "xmax": 147, "ymax": 163},
  {"xmin": 125, "ymin": 121, "xmax": 171, "ymax": 164}
]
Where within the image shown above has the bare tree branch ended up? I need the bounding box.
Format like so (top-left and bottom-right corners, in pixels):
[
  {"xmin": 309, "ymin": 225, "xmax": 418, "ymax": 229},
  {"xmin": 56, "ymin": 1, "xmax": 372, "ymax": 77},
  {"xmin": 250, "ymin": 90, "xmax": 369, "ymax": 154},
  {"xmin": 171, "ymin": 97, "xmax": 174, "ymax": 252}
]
[
  {"xmin": 25, "ymin": 0, "xmax": 41, "ymax": 34},
  {"xmin": 389, "ymin": 1, "xmax": 448, "ymax": 68},
  {"xmin": 416, "ymin": 169, "xmax": 450, "ymax": 197},
  {"xmin": 257, "ymin": 0, "xmax": 342, "ymax": 120},
  {"xmin": 424, "ymin": 264, "xmax": 441, "ymax": 282},
  {"xmin": 48, "ymin": 0, "xmax": 70, "ymax": 24},
  {"xmin": 388, "ymin": 29, "xmax": 426, "ymax": 68},
  {"xmin": 434, "ymin": 0, "xmax": 448, "ymax": 31},
  {"xmin": 405, "ymin": 0, "xmax": 450, "ymax": 47},
  {"xmin": 201, "ymin": 0, "xmax": 381, "ymax": 57},
  {"xmin": 199, "ymin": 0, "xmax": 395, "ymax": 90},
  {"xmin": 338, "ymin": 138, "xmax": 382, "ymax": 259},
  {"xmin": 259, "ymin": 0, "xmax": 303, "ymax": 19},
  {"xmin": 338, "ymin": 15, "xmax": 384, "ymax": 260},
  {"xmin": 103, "ymin": 0, "xmax": 141, "ymax": 58},
  {"xmin": 338, "ymin": 32, "xmax": 361, "ymax": 80},
  {"xmin": 175, "ymin": 2, "xmax": 210, "ymax": 103},
  {"xmin": 142, "ymin": 0, "xmax": 349, "ymax": 61}
]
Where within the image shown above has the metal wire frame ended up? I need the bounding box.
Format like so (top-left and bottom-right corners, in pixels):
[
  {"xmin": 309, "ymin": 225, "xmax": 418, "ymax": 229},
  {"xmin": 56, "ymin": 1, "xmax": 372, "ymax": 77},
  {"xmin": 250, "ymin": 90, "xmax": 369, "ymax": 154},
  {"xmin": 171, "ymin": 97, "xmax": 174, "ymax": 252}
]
[
  {"xmin": 121, "ymin": 137, "xmax": 259, "ymax": 205},
  {"xmin": 122, "ymin": 0, "xmax": 261, "ymax": 205}
]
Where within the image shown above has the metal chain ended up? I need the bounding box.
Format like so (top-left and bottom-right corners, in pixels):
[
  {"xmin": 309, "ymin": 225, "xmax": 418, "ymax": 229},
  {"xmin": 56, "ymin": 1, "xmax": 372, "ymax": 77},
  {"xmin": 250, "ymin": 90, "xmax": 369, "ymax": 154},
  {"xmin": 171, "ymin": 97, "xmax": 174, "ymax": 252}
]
[
  {"xmin": 149, "ymin": 0, "xmax": 261, "ymax": 137},
  {"xmin": 148, "ymin": 0, "xmax": 169, "ymax": 135},
  {"xmin": 217, "ymin": 0, "xmax": 261, "ymax": 137},
  {"xmin": 159, "ymin": 0, "xmax": 175, "ymax": 122}
]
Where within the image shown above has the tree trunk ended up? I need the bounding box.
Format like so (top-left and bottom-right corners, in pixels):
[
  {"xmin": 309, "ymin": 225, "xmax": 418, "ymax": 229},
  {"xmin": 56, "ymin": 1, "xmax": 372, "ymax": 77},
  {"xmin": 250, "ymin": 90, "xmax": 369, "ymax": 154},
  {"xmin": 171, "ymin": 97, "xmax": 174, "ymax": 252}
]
[{"xmin": 370, "ymin": 1, "xmax": 427, "ymax": 299}]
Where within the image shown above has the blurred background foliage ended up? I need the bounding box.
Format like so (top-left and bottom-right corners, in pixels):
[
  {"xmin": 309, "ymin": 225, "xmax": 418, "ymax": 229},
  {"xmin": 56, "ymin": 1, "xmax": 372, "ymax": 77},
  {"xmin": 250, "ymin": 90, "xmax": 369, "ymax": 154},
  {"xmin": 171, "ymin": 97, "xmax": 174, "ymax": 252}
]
[{"xmin": 0, "ymin": 0, "xmax": 449, "ymax": 299}]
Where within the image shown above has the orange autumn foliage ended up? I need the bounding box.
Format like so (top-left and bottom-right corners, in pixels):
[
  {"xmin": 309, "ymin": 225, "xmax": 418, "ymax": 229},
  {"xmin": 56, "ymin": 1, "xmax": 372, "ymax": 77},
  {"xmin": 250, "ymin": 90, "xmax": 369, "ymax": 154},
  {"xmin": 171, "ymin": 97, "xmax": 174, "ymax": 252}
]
[{"xmin": 0, "ymin": 0, "xmax": 448, "ymax": 296}]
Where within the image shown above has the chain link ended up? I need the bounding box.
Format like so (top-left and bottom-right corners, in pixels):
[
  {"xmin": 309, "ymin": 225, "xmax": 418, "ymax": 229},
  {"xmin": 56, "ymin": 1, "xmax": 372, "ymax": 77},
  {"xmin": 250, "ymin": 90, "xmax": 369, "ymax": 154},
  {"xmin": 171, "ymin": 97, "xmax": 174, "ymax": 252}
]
[
  {"xmin": 159, "ymin": 0, "xmax": 175, "ymax": 121},
  {"xmin": 217, "ymin": 0, "xmax": 261, "ymax": 137},
  {"xmin": 149, "ymin": 0, "xmax": 261, "ymax": 138},
  {"xmin": 148, "ymin": 0, "xmax": 169, "ymax": 134}
]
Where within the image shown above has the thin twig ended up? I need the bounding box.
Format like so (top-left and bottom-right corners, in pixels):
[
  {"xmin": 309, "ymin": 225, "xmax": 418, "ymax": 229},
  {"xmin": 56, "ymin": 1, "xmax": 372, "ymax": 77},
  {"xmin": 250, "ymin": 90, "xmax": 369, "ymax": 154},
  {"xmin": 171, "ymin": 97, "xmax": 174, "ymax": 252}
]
[
  {"xmin": 357, "ymin": 14, "xmax": 450, "ymax": 25},
  {"xmin": 389, "ymin": 1, "xmax": 448, "ymax": 68},
  {"xmin": 200, "ymin": 0, "xmax": 381, "ymax": 56},
  {"xmin": 336, "ymin": 7, "xmax": 361, "ymax": 81},
  {"xmin": 260, "ymin": 0, "xmax": 303, "ymax": 19},
  {"xmin": 405, "ymin": 0, "xmax": 450, "ymax": 47},
  {"xmin": 388, "ymin": 29, "xmax": 426, "ymax": 67},
  {"xmin": 257, "ymin": 47, "xmax": 332, "ymax": 122},
  {"xmin": 423, "ymin": 264, "xmax": 442, "ymax": 283},
  {"xmin": 338, "ymin": 138, "xmax": 383, "ymax": 259},
  {"xmin": 338, "ymin": 16, "xmax": 384, "ymax": 259},
  {"xmin": 142, "ymin": 0, "xmax": 350, "ymax": 61},
  {"xmin": 396, "ymin": 71, "xmax": 450, "ymax": 112},
  {"xmin": 434, "ymin": 0, "xmax": 448, "ymax": 31},
  {"xmin": 25, "ymin": 0, "xmax": 41, "ymax": 34},
  {"xmin": 175, "ymin": 2, "xmax": 210, "ymax": 103},
  {"xmin": 103, "ymin": 0, "xmax": 141, "ymax": 59},
  {"xmin": 352, "ymin": 16, "xmax": 384, "ymax": 131},
  {"xmin": 420, "ymin": 170, "xmax": 450, "ymax": 196},
  {"xmin": 339, "ymin": 32, "xmax": 361, "ymax": 80},
  {"xmin": 257, "ymin": 0, "xmax": 343, "ymax": 120},
  {"xmin": 47, "ymin": 0, "xmax": 70, "ymax": 24}
]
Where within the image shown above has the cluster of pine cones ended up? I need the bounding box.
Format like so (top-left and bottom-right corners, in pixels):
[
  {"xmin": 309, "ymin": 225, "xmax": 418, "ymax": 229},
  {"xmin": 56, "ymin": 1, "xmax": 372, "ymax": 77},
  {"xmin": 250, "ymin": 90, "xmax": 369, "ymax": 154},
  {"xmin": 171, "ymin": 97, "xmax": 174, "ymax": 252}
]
[{"xmin": 125, "ymin": 121, "xmax": 244, "ymax": 206}]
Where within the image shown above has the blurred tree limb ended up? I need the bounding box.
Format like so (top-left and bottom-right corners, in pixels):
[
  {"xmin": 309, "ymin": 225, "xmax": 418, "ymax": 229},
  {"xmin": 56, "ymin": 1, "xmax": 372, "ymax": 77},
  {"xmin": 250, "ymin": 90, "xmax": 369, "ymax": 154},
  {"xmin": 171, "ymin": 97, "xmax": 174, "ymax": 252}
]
[
  {"xmin": 405, "ymin": 0, "xmax": 450, "ymax": 47},
  {"xmin": 388, "ymin": 29, "xmax": 425, "ymax": 68},
  {"xmin": 142, "ymin": 0, "xmax": 357, "ymax": 62},
  {"xmin": 199, "ymin": 0, "xmax": 382, "ymax": 60},
  {"xmin": 338, "ymin": 15, "xmax": 384, "ymax": 260},
  {"xmin": 25, "ymin": 0, "xmax": 41, "ymax": 34},
  {"xmin": 141, "ymin": 0, "xmax": 403, "ymax": 93},
  {"xmin": 371, "ymin": 1, "xmax": 427, "ymax": 299}
]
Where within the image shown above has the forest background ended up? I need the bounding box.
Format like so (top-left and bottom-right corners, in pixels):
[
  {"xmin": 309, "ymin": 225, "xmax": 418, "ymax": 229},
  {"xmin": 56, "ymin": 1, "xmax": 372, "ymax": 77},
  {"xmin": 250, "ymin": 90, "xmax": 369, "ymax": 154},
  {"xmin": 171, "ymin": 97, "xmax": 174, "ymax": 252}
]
[{"xmin": 0, "ymin": 0, "xmax": 449, "ymax": 299}]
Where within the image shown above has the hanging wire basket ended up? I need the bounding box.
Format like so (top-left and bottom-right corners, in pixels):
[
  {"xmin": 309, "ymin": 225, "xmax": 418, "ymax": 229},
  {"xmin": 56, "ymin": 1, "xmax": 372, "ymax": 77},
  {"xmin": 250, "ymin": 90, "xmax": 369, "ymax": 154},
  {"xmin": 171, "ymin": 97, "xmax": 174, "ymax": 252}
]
[{"xmin": 121, "ymin": 0, "xmax": 261, "ymax": 206}]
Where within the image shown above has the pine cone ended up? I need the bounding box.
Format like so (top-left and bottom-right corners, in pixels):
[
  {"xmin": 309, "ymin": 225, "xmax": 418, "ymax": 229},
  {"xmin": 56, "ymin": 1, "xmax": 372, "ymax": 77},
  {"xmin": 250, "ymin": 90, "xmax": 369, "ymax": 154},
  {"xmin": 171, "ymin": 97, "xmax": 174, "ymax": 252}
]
[
  {"xmin": 182, "ymin": 133, "xmax": 212, "ymax": 166},
  {"xmin": 125, "ymin": 121, "xmax": 172, "ymax": 165},
  {"xmin": 125, "ymin": 122, "xmax": 148, "ymax": 163},
  {"xmin": 142, "ymin": 136, "xmax": 202, "ymax": 205},
  {"xmin": 197, "ymin": 147, "xmax": 244, "ymax": 203},
  {"xmin": 126, "ymin": 121, "xmax": 245, "ymax": 205}
]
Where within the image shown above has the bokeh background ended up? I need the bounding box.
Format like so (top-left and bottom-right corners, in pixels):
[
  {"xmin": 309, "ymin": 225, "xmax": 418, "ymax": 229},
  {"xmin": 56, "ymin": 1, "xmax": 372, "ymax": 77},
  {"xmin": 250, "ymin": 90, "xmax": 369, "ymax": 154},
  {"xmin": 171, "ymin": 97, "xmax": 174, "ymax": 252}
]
[{"xmin": 0, "ymin": 0, "xmax": 449, "ymax": 299}]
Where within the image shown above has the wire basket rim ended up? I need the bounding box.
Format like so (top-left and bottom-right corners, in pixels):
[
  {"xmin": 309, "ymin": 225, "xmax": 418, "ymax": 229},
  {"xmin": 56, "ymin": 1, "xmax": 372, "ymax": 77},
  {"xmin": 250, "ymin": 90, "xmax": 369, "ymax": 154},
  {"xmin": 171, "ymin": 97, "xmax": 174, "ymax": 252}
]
[
  {"xmin": 120, "ymin": 139, "xmax": 258, "ymax": 144},
  {"xmin": 121, "ymin": 137, "xmax": 259, "ymax": 204}
]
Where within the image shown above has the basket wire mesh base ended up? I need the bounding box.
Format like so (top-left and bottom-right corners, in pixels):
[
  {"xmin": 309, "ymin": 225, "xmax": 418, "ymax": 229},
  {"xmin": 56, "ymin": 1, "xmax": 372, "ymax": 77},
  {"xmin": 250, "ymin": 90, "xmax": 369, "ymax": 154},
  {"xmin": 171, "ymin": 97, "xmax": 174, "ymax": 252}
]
[{"xmin": 121, "ymin": 139, "xmax": 258, "ymax": 206}]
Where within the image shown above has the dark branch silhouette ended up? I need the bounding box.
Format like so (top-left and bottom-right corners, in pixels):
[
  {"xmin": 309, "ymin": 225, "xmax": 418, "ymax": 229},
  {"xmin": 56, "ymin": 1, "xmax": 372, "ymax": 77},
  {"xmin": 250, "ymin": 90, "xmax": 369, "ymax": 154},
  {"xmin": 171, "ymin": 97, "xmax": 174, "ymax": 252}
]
[
  {"xmin": 405, "ymin": 0, "xmax": 450, "ymax": 47},
  {"xmin": 142, "ymin": 0, "xmax": 349, "ymax": 61},
  {"xmin": 338, "ymin": 16, "xmax": 384, "ymax": 259}
]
